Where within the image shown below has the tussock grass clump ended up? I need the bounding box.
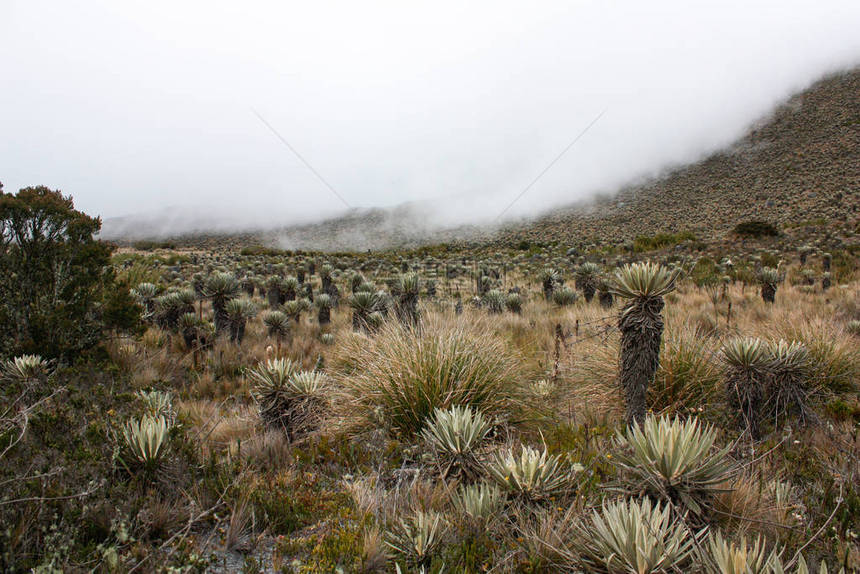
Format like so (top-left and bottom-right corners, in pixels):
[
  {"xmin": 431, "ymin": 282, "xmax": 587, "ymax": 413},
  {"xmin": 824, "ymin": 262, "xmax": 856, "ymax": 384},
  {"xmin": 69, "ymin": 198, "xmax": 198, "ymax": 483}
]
[
  {"xmin": 337, "ymin": 317, "xmax": 524, "ymax": 438},
  {"xmin": 613, "ymin": 414, "xmax": 734, "ymax": 519},
  {"xmin": 713, "ymin": 474, "xmax": 796, "ymax": 536},
  {"xmin": 651, "ymin": 328, "xmax": 722, "ymax": 416},
  {"xmin": 775, "ymin": 318, "xmax": 860, "ymax": 395}
]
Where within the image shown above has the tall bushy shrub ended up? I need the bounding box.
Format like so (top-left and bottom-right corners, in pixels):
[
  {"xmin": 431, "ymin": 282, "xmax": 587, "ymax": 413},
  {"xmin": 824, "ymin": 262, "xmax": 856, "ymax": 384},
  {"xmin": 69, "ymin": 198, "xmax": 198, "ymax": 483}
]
[{"xmin": 0, "ymin": 184, "xmax": 140, "ymax": 359}]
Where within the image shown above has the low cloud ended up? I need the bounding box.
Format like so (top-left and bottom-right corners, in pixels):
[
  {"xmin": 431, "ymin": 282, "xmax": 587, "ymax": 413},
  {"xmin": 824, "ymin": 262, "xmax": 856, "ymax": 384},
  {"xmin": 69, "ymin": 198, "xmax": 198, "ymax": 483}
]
[{"xmin": 2, "ymin": 0, "xmax": 858, "ymax": 239}]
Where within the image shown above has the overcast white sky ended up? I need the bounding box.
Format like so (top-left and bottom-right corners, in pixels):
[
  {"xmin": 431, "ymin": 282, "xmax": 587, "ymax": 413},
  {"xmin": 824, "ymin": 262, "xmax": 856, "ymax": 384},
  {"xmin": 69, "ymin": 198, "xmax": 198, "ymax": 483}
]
[{"xmin": 1, "ymin": 0, "xmax": 859, "ymax": 230}]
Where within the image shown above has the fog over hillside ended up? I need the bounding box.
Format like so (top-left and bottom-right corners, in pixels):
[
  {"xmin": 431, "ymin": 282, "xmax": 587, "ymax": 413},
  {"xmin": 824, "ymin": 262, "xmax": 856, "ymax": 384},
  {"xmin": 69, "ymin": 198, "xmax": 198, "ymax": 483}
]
[{"xmin": 2, "ymin": 0, "xmax": 859, "ymax": 239}]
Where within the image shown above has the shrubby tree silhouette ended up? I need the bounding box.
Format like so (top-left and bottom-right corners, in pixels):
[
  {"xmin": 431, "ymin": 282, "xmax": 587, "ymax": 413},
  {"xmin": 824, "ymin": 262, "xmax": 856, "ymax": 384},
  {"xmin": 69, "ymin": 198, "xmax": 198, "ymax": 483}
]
[{"xmin": 0, "ymin": 183, "xmax": 140, "ymax": 359}]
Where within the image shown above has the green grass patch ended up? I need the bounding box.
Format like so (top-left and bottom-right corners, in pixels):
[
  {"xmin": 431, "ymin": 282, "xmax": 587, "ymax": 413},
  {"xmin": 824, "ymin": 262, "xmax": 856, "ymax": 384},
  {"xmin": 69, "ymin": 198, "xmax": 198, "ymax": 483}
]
[{"xmin": 633, "ymin": 231, "xmax": 696, "ymax": 252}]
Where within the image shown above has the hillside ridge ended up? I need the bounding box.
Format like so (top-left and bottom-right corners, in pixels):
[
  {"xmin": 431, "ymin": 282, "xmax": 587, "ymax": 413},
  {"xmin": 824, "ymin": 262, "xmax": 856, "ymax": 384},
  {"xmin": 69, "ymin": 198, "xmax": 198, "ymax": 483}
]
[{"xmin": 113, "ymin": 67, "xmax": 859, "ymax": 252}]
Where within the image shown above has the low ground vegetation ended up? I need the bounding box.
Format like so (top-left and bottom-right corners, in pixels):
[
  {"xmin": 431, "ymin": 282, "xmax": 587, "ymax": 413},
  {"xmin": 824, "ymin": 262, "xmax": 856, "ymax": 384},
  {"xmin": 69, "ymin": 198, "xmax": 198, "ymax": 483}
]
[{"xmin": 1, "ymin": 188, "xmax": 859, "ymax": 572}]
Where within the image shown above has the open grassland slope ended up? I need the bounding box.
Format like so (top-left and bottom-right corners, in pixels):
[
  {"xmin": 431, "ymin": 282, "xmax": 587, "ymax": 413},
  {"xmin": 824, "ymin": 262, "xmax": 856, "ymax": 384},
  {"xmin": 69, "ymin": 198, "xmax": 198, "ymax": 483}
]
[{"xmin": 496, "ymin": 68, "xmax": 859, "ymax": 250}]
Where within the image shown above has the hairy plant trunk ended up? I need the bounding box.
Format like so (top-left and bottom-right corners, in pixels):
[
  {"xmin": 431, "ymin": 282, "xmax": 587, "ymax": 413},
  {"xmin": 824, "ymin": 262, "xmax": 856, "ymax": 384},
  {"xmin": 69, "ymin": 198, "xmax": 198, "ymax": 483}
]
[
  {"xmin": 182, "ymin": 328, "xmax": 196, "ymax": 350},
  {"xmin": 477, "ymin": 273, "xmax": 488, "ymax": 296},
  {"xmin": 318, "ymin": 306, "xmax": 330, "ymax": 325},
  {"xmin": 352, "ymin": 311, "xmax": 365, "ymax": 332},
  {"xmin": 267, "ymin": 286, "xmax": 281, "ymax": 308},
  {"xmin": 213, "ymin": 300, "xmax": 229, "ymax": 334},
  {"xmin": 542, "ymin": 281, "xmax": 554, "ymax": 301},
  {"xmin": 727, "ymin": 369, "xmax": 763, "ymax": 439},
  {"xmin": 325, "ymin": 283, "xmax": 340, "ymax": 306},
  {"xmin": 229, "ymin": 320, "xmax": 246, "ymax": 344},
  {"xmin": 619, "ymin": 296, "xmax": 665, "ymax": 427},
  {"xmin": 397, "ymin": 295, "xmax": 420, "ymax": 326},
  {"xmin": 599, "ymin": 291, "xmax": 614, "ymax": 309},
  {"xmin": 583, "ymin": 284, "xmax": 596, "ymax": 303},
  {"xmin": 761, "ymin": 283, "xmax": 776, "ymax": 303}
]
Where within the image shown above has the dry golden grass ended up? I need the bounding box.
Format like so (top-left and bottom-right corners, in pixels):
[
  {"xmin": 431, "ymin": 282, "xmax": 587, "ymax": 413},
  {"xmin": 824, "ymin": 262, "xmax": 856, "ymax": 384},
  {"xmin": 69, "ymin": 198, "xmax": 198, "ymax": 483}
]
[
  {"xmin": 76, "ymin": 257, "xmax": 859, "ymax": 571},
  {"xmin": 713, "ymin": 473, "xmax": 796, "ymax": 538},
  {"xmin": 233, "ymin": 429, "xmax": 293, "ymax": 470},
  {"xmin": 333, "ymin": 313, "xmax": 533, "ymax": 437},
  {"xmin": 178, "ymin": 399, "xmax": 258, "ymax": 459}
]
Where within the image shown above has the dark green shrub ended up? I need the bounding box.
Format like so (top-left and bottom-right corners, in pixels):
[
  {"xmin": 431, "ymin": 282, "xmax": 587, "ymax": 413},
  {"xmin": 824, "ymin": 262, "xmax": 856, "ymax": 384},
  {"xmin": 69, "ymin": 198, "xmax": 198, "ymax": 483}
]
[
  {"xmin": 633, "ymin": 231, "xmax": 696, "ymax": 252},
  {"xmin": 0, "ymin": 184, "xmax": 141, "ymax": 359},
  {"xmin": 131, "ymin": 239, "xmax": 176, "ymax": 251},
  {"xmin": 733, "ymin": 220, "xmax": 779, "ymax": 238}
]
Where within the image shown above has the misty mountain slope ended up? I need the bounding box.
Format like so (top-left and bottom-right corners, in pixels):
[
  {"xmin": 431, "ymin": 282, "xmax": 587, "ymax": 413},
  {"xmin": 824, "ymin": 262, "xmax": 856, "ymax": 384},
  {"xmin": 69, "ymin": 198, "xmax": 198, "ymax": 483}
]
[
  {"xmin": 111, "ymin": 67, "xmax": 859, "ymax": 252},
  {"xmin": 493, "ymin": 67, "xmax": 860, "ymax": 248},
  {"xmin": 262, "ymin": 203, "xmax": 492, "ymax": 252},
  {"xmin": 254, "ymin": 67, "xmax": 858, "ymax": 252}
]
